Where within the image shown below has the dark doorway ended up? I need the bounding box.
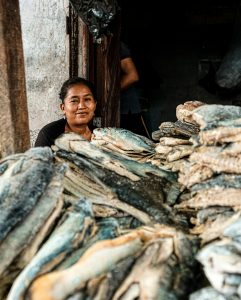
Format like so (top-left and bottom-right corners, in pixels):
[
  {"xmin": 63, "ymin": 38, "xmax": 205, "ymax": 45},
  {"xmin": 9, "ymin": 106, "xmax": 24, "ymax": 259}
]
[{"xmin": 120, "ymin": 0, "xmax": 240, "ymax": 133}]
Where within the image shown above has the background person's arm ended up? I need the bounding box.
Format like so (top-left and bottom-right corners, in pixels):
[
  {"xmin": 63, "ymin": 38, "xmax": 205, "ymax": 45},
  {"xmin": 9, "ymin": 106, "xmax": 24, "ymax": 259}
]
[{"xmin": 120, "ymin": 57, "xmax": 139, "ymax": 91}]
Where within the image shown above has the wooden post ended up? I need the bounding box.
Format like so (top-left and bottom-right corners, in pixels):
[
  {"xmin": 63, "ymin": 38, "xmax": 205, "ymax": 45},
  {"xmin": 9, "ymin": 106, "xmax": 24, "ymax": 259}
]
[{"xmin": 0, "ymin": 0, "xmax": 30, "ymax": 158}]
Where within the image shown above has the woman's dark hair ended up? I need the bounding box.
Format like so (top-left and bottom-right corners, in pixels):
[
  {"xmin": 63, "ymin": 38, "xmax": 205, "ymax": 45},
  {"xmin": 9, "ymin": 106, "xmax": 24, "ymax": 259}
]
[{"xmin": 59, "ymin": 77, "xmax": 97, "ymax": 102}]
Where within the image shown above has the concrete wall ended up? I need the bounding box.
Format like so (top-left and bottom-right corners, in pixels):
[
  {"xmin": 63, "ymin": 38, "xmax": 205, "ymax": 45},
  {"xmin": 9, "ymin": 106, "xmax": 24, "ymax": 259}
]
[{"xmin": 19, "ymin": 0, "xmax": 69, "ymax": 146}]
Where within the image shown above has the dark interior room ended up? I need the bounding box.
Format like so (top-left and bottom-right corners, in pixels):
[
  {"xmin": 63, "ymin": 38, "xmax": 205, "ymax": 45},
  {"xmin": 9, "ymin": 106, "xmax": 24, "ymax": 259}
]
[{"xmin": 119, "ymin": 0, "xmax": 241, "ymax": 134}]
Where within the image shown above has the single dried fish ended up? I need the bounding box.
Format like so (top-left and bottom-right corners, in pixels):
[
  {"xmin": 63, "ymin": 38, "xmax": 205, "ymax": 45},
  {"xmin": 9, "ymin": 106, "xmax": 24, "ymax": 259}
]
[
  {"xmin": 190, "ymin": 150, "xmax": 241, "ymax": 174},
  {"xmin": 190, "ymin": 286, "xmax": 237, "ymax": 300},
  {"xmin": 0, "ymin": 147, "xmax": 54, "ymax": 243},
  {"xmin": 197, "ymin": 239, "xmax": 241, "ymax": 295},
  {"xmin": 192, "ymin": 104, "xmax": 241, "ymax": 130},
  {"xmin": 199, "ymin": 127, "xmax": 241, "ymax": 145},
  {"xmin": 159, "ymin": 136, "xmax": 192, "ymax": 146},
  {"xmin": 178, "ymin": 163, "xmax": 214, "ymax": 188},
  {"xmin": 158, "ymin": 120, "xmax": 199, "ymax": 139},
  {"xmin": 191, "ymin": 174, "xmax": 241, "ymax": 193},
  {"xmin": 176, "ymin": 100, "xmax": 205, "ymax": 125},
  {"xmin": 175, "ymin": 188, "xmax": 241, "ymax": 210}
]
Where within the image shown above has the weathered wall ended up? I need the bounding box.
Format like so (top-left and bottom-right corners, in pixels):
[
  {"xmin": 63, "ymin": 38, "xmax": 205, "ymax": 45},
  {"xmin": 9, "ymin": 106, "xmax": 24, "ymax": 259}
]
[{"xmin": 19, "ymin": 0, "xmax": 69, "ymax": 146}]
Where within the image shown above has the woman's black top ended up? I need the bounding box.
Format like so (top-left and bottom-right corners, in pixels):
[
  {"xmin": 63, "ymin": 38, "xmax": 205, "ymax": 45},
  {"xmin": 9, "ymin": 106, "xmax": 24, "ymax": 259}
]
[
  {"xmin": 34, "ymin": 118, "xmax": 96, "ymax": 148},
  {"xmin": 34, "ymin": 118, "xmax": 66, "ymax": 147}
]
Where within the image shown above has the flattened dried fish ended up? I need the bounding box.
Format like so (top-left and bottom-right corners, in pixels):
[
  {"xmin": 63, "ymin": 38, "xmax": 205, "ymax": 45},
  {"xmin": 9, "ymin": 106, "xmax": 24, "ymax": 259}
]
[
  {"xmin": 28, "ymin": 227, "xmax": 161, "ymax": 300},
  {"xmin": 199, "ymin": 127, "xmax": 241, "ymax": 145},
  {"xmin": 190, "ymin": 286, "xmax": 236, "ymax": 300},
  {"xmin": 192, "ymin": 104, "xmax": 241, "ymax": 130},
  {"xmin": 56, "ymin": 150, "xmax": 184, "ymax": 227},
  {"xmin": 162, "ymin": 158, "xmax": 188, "ymax": 172},
  {"xmin": 7, "ymin": 199, "xmax": 95, "ymax": 300},
  {"xmin": 175, "ymin": 188, "xmax": 241, "ymax": 210},
  {"xmin": 56, "ymin": 156, "xmax": 152, "ymax": 225},
  {"xmin": 176, "ymin": 100, "xmax": 205, "ymax": 125},
  {"xmin": 191, "ymin": 174, "xmax": 241, "ymax": 193},
  {"xmin": 55, "ymin": 133, "xmax": 140, "ymax": 181},
  {"xmin": 56, "ymin": 218, "xmax": 119, "ymax": 271},
  {"xmin": 0, "ymin": 147, "xmax": 54, "ymax": 243},
  {"xmin": 84, "ymin": 257, "xmax": 135, "ymax": 300},
  {"xmin": 0, "ymin": 164, "xmax": 66, "ymax": 296},
  {"xmin": 190, "ymin": 150, "xmax": 241, "ymax": 174},
  {"xmin": 92, "ymin": 127, "xmax": 156, "ymax": 154},
  {"xmin": 159, "ymin": 120, "xmax": 199, "ymax": 138},
  {"xmin": 159, "ymin": 137, "xmax": 192, "ymax": 146},
  {"xmin": 55, "ymin": 132, "xmax": 171, "ymax": 181},
  {"xmin": 193, "ymin": 206, "xmax": 235, "ymax": 226},
  {"xmin": 113, "ymin": 226, "xmax": 199, "ymax": 300},
  {"xmin": 197, "ymin": 239, "xmax": 241, "ymax": 295},
  {"xmin": 166, "ymin": 145, "xmax": 193, "ymax": 162},
  {"xmin": 152, "ymin": 129, "xmax": 165, "ymax": 141},
  {"xmin": 178, "ymin": 163, "xmax": 214, "ymax": 188},
  {"xmin": 191, "ymin": 213, "xmax": 240, "ymax": 245}
]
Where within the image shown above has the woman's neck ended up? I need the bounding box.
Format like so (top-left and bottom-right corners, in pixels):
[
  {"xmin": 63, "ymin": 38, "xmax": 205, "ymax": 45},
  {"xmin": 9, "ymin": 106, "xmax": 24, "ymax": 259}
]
[{"xmin": 65, "ymin": 122, "xmax": 92, "ymax": 141}]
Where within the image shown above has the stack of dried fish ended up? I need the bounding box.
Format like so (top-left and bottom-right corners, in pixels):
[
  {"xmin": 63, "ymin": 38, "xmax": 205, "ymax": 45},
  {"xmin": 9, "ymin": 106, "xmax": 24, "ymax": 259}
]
[
  {"xmin": 8, "ymin": 103, "xmax": 241, "ymax": 299},
  {"xmin": 175, "ymin": 104, "xmax": 241, "ymax": 242},
  {"xmin": 0, "ymin": 144, "xmax": 203, "ymax": 299},
  {"xmin": 91, "ymin": 127, "xmax": 156, "ymax": 163},
  {"xmin": 189, "ymin": 211, "xmax": 241, "ymax": 299},
  {"xmin": 53, "ymin": 132, "xmax": 186, "ymax": 227},
  {"xmin": 0, "ymin": 147, "xmax": 67, "ymax": 298},
  {"xmin": 8, "ymin": 223, "xmax": 200, "ymax": 300},
  {"xmin": 149, "ymin": 101, "xmax": 204, "ymax": 171}
]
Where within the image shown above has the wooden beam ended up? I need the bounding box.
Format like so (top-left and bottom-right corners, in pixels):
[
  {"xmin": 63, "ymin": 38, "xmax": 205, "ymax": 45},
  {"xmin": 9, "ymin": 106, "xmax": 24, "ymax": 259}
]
[{"xmin": 0, "ymin": 0, "xmax": 30, "ymax": 158}]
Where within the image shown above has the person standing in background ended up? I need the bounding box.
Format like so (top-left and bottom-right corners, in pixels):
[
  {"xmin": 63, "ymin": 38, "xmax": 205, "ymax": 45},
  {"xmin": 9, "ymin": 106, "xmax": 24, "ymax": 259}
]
[{"xmin": 120, "ymin": 42, "xmax": 149, "ymax": 137}]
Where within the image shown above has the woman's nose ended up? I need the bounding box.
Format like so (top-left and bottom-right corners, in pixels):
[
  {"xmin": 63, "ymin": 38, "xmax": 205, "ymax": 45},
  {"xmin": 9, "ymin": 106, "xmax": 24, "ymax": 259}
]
[{"xmin": 78, "ymin": 99, "xmax": 86, "ymax": 108}]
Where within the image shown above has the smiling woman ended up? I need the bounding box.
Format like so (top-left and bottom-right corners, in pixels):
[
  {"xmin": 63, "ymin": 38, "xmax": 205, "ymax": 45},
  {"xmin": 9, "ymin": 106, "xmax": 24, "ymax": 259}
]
[{"xmin": 34, "ymin": 77, "xmax": 97, "ymax": 147}]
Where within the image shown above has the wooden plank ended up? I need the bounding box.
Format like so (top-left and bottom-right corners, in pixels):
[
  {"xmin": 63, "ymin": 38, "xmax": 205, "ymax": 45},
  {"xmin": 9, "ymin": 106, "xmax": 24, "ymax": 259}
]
[
  {"xmin": 79, "ymin": 19, "xmax": 89, "ymax": 78},
  {"xmin": 0, "ymin": 0, "xmax": 30, "ymax": 158},
  {"xmin": 95, "ymin": 17, "xmax": 121, "ymax": 127},
  {"xmin": 69, "ymin": 4, "xmax": 79, "ymax": 77}
]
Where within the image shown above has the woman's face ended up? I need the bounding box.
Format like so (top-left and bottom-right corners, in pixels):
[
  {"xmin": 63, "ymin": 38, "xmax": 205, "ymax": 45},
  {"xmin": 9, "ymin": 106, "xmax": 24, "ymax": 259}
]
[{"xmin": 60, "ymin": 83, "xmax": 96, "ymax": 126}]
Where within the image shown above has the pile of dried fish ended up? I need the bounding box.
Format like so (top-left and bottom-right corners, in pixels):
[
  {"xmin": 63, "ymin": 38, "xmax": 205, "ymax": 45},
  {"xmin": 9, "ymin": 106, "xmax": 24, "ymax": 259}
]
[
  {"xmin": 8, "ymin": 222, "xmax": 200, "ymax": 300},
  {"xmin": 0, "ymin": 148, "xmax": 67, "ymax": 298},
  {"xmin": 5, "ymin": 102, "xmax": 241, "ymax": 299},
  {"xmin": 190, "ymin": 212, "xmax": 241, "ymax": 299},
  {"xmin": 0, "ymin": 129, "xmax": 202, "ymax": 299},
  {"xmin": 0, "ymin": 146, "xmax": 200, "ymax": 299},
  {"xmin": 53, "ymin": 132, "xmax": 186, "ymax": 226},
  {"xmin": 176, "ymin": 105, "xmax": 241, "ymax": 239},
  {"xmin": 149, "ymin": 101, "xmax": 203, "ymax": 171},
  {"xmin": 168, "ymin": 104, "xmax": 241, "ymax": 298},
  {"xmin": 91, "ymin": 127, "xmax": 156, "ymax": 162},
  {"xmin": 152, "ymin": 101, "xmax": 204, "ymax": 141},
  {"xmin": 147, "ymin": 102, "xmax": 241, "ymax": 299}
]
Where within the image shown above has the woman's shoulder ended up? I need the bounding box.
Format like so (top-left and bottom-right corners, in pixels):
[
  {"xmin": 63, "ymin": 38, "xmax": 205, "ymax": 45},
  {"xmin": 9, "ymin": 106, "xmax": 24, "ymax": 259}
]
[
  {"xmin": 34, "ymin": 118, "xmax": 66, "ymax": 148},
  {"xmin": 41, "ymin": 118, "xmax": 66, "ymax": 132}
]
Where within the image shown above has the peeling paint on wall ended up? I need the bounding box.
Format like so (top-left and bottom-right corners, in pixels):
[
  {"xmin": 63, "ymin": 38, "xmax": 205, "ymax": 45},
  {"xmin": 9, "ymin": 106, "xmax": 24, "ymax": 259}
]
[{"xmin": 19, "ymin": 0, "xmax": 69, "ymax": 146}]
